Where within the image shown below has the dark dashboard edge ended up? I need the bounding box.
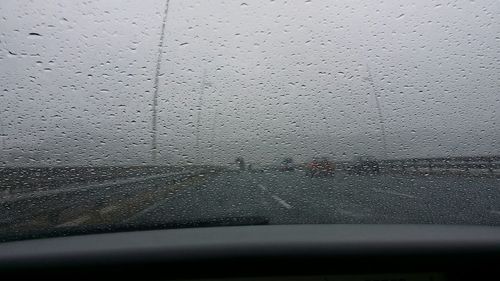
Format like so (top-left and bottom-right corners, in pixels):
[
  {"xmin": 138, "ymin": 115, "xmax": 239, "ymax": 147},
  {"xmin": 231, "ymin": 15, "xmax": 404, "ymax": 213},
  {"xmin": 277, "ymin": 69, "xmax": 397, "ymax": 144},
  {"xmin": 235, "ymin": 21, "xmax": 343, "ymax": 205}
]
[{"xmin": 1, "ymin": 224, "xmax": 500, "ymax": 269}]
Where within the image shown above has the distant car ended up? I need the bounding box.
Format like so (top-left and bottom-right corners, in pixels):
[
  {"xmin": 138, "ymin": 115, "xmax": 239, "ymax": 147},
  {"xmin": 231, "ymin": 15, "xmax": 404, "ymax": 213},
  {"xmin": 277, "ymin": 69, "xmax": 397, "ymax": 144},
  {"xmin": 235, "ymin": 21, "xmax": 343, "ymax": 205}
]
[
  {"xmin": 280, "ymin": 158, "xmax": 295, "ymax": 172},
  {"xmin": 347, "ymin": 156, "xmax": 380, "ymax": 175},
  {"xmin": 280, "ymin": 165, "xmax": 294, "ymax": 172},
  {"xmin": 306, "ymin": 158, "xmax": 335, "ymax": 177}
]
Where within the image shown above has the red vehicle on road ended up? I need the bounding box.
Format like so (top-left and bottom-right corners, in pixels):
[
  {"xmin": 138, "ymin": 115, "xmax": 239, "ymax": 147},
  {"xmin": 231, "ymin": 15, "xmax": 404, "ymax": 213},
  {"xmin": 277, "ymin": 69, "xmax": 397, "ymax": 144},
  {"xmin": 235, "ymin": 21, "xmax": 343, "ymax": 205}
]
[{"xmin": 306, "ymin": 158, "xmax": 335, "ymax": 177}]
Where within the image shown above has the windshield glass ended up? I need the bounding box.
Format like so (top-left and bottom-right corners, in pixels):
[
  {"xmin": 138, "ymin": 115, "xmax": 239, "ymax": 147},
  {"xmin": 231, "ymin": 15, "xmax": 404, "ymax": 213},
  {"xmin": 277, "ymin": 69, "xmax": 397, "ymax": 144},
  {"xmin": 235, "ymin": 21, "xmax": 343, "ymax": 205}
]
[{"xmin": 1, "ymin": 0, "xmax": 499, "ymax": 241}]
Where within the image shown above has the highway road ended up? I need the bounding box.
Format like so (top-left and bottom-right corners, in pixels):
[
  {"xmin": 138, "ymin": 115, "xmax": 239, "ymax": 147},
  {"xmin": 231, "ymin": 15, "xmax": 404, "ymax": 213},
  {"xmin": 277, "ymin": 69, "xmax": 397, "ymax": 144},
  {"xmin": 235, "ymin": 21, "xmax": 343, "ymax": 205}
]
[
  {"xmin": 128, "ymin": 170, "xmax": 500, "ymax": 226},
  {"xmin": 1, "ymin": 169, "xmax": 500, "ymax": 240}
]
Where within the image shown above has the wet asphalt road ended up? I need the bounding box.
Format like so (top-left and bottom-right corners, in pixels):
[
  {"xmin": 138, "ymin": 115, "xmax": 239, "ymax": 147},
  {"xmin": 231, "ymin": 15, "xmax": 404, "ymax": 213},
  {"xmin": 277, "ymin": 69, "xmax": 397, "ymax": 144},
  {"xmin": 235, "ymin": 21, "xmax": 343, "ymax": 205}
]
[{"xmin": 129, "ymin": 171, "xmax": 500, "ymax": 226}]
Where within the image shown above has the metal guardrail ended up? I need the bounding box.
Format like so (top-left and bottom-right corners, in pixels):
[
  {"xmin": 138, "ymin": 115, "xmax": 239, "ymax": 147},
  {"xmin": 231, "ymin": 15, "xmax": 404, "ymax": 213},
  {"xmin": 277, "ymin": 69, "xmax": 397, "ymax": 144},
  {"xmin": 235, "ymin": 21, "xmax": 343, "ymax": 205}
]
[
  {"xmin": 327, "ymin": 156, "xmax": 499, "ymax": 177},
  {"xmin": 0, "ymin": 165, "xmax": 210, "ymax": 195},
  {"xmin": 0, "ymin": 168, "xmax": 213, "ymax": 226},
  {"xmin": 378, "ymin": 156, "xmax": 499, "ymax": 175},
  {"xmin": 0, "ymin": 170, "xmax": 204, "ymax": 203}
]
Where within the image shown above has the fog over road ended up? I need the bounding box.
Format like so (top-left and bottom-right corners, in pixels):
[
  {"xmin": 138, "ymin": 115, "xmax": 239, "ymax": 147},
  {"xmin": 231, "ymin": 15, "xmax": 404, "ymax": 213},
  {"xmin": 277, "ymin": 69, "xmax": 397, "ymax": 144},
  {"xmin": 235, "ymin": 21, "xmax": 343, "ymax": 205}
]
[{"xmin": 1, "ymin": 0, "xmax": 499, "ymax": 166}]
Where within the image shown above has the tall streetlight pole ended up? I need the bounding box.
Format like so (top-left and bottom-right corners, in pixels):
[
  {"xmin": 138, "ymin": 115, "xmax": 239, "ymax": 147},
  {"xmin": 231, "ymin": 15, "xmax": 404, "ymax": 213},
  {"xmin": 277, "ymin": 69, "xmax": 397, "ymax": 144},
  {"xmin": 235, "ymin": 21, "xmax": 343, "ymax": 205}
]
[
  {"xmin": 195, "ymin": 71, "xmax": 210, "ymax": 165},
  {"xmin": 364, "ymin": 63, "xmax": 388, "ymax": 159},
  {"xmin": 210, "ymin": 98, "xmax": 218, "ymax": 165},
  {"xmin": 151, "ymin": 0, "xmax": 171, "ymax": 165},
  {"xmin": 0, "ymin": 116, "xmax": 5, "ymax": 166}
]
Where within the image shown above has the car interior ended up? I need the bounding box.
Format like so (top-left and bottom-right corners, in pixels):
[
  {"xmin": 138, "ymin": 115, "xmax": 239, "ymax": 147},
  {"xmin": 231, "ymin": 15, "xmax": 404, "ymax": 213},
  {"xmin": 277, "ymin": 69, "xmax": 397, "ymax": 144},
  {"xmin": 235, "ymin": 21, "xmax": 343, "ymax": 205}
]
[{"xmin": 1, "ymin": 224, "xmax": 500, "ymax": 280}]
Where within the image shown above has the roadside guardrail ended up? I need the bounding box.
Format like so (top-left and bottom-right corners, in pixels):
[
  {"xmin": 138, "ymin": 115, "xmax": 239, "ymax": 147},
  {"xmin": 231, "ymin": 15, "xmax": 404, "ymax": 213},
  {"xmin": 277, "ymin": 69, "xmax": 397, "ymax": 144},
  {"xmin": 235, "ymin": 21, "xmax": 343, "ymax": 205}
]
[
  {"xmin": 379, "ymin": 155, "xmax": 499, "ymax": 176},
  {"xmin": 334, "ymin": 155, "xmax": 499, "ymax": 177},
  {"xmin": 0, "ymin": 166, "xmax": 218, "ymax": 227}
]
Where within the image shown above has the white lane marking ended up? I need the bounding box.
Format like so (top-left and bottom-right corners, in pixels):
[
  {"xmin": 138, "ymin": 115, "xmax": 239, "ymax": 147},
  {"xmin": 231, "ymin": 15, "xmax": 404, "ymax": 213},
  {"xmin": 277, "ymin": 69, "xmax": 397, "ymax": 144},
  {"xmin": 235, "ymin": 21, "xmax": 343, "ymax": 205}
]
[
  {"xmin": 372, "ymin": 188, "xmax": 416, "ymax": 199},
  {"xmin": 56, "ymin": 215, "xmax": 90, "ymax": 228},
  {"xmin": 258, "ymin": 184, "xmax": 267, "ymax": 191},
  {"xmin": 271, "ymin": 195, "xmax": 292, "ymax": 209},
  {"xmin": 490, "ymin": 210, "xmax": 500, "ymax": 216}
]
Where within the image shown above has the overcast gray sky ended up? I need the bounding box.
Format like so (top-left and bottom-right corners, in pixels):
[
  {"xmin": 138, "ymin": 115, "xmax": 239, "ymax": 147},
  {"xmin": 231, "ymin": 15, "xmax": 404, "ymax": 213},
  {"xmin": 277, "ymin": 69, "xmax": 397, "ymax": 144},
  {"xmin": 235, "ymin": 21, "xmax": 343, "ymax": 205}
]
[{"xmin": 1, "ymin": 0, "xmax": 499, "ymax": 166}]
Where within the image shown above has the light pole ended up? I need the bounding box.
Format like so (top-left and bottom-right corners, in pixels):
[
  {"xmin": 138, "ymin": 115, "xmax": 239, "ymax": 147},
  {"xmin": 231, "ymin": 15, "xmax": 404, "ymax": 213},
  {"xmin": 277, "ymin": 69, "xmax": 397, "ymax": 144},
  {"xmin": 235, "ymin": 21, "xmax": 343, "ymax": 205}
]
[
  {"xmin": 151, "ymin": 0, "xmax": 171, "ymax": 165},
  {"xmin": 364, "ymin": 63, "xmax": 388, "ymax": 159},
  {"xmin": 210, "ymin": 99, "xmax": 218, "ymax": 166},
  {"xmin": 195, "ymin": 71, "xmax": 211, "ymax": 165},
  {"xmin": 0, "ymin": 116, "xmax": 5, "ymax": 166}
]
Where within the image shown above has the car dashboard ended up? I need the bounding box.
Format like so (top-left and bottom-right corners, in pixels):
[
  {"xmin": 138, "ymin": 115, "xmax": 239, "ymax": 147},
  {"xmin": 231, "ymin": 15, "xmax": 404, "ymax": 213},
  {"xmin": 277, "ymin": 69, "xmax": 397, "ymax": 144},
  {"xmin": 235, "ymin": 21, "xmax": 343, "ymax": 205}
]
[{"xmin": 0, "ymin": 225, "xmax": 499, "ymax": 280}]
